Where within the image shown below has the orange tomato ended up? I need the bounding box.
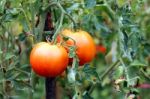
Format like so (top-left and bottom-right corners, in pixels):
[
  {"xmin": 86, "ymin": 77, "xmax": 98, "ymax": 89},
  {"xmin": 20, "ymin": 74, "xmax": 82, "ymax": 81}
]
[
  {"xmin": 30, "ymin": 42, "xmax": 69, "ymax": 77},
  {"xmin": 59, "ymin": 29, "xmax": 96, "ymax": 66}
]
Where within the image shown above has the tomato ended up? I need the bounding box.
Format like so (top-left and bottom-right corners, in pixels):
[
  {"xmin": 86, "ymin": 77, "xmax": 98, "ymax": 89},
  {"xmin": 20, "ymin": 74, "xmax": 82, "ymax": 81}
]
[
  {"xmin": 96, "ymin": 45, "xmax": 106, "ymax": 54},
  {"xmin": 30, "ymin": 42, "xmax": 69, "ymax": 77},
  {"xmin": 59, "ymin": 29, "xmax": 96, "ymax": 66}
]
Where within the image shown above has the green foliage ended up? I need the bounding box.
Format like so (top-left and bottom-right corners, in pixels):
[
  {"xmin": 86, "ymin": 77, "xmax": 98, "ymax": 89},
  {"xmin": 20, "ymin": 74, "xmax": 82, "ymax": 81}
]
[{"xmin": 0, "ymin": 0, "xmax": 150, "ymax": 99}]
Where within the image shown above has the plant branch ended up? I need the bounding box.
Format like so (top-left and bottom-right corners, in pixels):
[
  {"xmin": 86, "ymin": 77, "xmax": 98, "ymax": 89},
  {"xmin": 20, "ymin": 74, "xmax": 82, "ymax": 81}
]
[
  {"xmin": 51, "ymin": 1, "xmax": 78, "ymax": 43},
  {"xmin": 56, "ymin": 2, "xmax": 77, "ymax": 29},
  {"xmin": 88, "ymin": 59, "xmax": 120, "ymax": 94},
  {"xmin": 119, "ymin": 58, "xmax": 130, "ymax": 86},
  {"xmin": 17, "ymin": 8, "xmax": 31, "ymax": 31},
  {"xmin": 37, "ymin": 13, "xmax": 47, "ymax": 42},
  {"xmin": 52, "ymin": 11, "xmax": 64, "ymax": 43},
  {"xmin": 140, "ymin": 69, "xmax": 150, "ymax": 80},
  {"xmin": 101, "ymin": 59, "xmax": 120, "ymax": 81}
]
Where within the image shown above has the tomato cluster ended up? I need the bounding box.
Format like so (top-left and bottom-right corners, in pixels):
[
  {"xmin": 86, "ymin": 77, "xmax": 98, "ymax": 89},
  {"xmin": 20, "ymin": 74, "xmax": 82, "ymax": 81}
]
[
  {"xmin": 30, "ymin": 29, "xmax": 96, "ymax": 77},
  {"xmin": 59, "ymin": 29, "xmax": 96, "ymax": 65}
]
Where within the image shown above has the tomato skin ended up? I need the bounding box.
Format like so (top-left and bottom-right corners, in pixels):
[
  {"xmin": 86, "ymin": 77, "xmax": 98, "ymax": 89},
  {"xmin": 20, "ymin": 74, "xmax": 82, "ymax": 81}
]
[
  {"xmin": 96, "ymin": 45, "xmax": 106, "ymax": 54},
  {"xmin": 60, "ymin": 29, "xmax": 96, "ymax": 66},
  {"xmin": 30, "ymin": 42, "xmax": 68, "ymax": 77}
]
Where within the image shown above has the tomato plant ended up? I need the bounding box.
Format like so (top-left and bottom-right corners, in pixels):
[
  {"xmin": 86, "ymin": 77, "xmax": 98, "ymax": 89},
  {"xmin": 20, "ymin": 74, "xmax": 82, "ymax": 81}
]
[
  {"xmin": 30, "ymin": 42, "xmax": 68, "ymax": 77},
  {"xmin": 0, "ymin": 0, "xmax": 150, "ymax": 99}
]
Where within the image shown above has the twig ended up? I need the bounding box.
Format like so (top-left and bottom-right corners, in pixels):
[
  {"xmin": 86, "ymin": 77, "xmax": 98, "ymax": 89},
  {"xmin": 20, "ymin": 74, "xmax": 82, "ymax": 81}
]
[
  {"xmin": 101, "ymin": 59, "xmax": 120, "ymax": 81},
  {"xmin": 88, "ymin": 59, "xmax": 120, "ymax": 94}
]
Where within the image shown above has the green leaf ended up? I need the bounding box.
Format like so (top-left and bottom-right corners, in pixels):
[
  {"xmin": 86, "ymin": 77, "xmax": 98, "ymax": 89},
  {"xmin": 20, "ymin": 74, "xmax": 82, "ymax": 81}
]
[
  {"xmin": 130, "ymin": 60, "xmax": 147, "ymax": 67},
  {"xmin": 18, "ymin": 33, "xmax": 26, "ymax": 41},
  {"xmin": 83, "ymin": 91, "xmax": 93, "ymax": 99},
  {"xmin": 67, "ymin": 3, "xmax": 79, "ymax": 13},
  {"xmin": 122, "ymin": 30, "xmax": 128, "ymax": 51},
  {"xmin": 2, "ymin": 8, "xmax": 20, "ymax": 22},
  {"xmin": 67, "ymin": 68, "xmax": 76, "ymax": 83},
  {"xmin": 6, "ymin": 71, "xmax": 21, "ymax": 80},
  {"xmin": 0, "ymin": 49, "xmax": 2, "ymax": 54},
  {"xmin": 5, "ymin": 53, "xmax": 15, "ymax": 60},
  {"xmin": 12, "ymin": 79, "xmax": 32, "ymax": 90},
  {"xmin": 82, "ymin": 64, "xmax": 99, "ymax": 83},
  {"xmin": 113, "ymin": 66, "xmax": 124, "ymax": 79},
  {"xmin": 85, "ymin": 0, "xmax": 96, "ymax": 8},
  {"xmin": 6, "ymin": 8, "xmax": 19, "ymax": 15},
  {"xmin": 0, "ymin": 92, "xmax": 3, "ymax": 99},
  {"xmin": 82, "ymin": 65, "xmax": 96, "ymax": 75},
  {"xmin": 127, "ymin": 67, "xmax": 140, "ymax": 86},
  {"xmin": 95, "ymin": 4, "xmax": 115, "ymax": 21},
  {"xmin": 3, "ymin": 14, "xmax": 16, "ymax": 22},
  {"xmin": 20, "ymin": 17, "xmax": 30, "ymax": 32},
  {"xmin": 131, "ymin": 88, "xmax": 139, "ymax": 94},
  {"xmin": 117, "ymin": 0, "xmax": 125, "ymax": 7},
  {"xmin": 0, "ymin": 0, "xmax": 6, "ymax": 14}
]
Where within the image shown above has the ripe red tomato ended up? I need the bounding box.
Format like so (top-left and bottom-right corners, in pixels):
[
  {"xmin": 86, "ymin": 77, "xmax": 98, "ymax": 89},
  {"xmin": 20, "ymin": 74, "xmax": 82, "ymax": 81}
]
[
  {"xmin": 30, "ymin": 42, "xmax": 69, "ymax": 77},
  {"xmin": 96, "ymin": 45, "xmax": 106, "ymax": 54},
  {"xmin": 59, "ymin": 29, "xmax": 96, "ymax": 66}
]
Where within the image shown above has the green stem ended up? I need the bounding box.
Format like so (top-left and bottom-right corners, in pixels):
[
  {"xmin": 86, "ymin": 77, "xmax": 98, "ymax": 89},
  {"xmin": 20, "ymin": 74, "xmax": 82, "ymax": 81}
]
[
  {"xmin": 37, "ymin": 13, "xmax": 46, "ymax": 42},
  {"xmin": 56, "ymin": 2, "xmax": 77, "ymax": 29},
  {"xmin": 88, "ymin": 59, "xmax": 120, "ymax": 94},
  {"xmin": 72, "ymin": 55, "xmax": 79, "ymax": 69},
  {"xmin": 51, "ymin": 1, "xmax": 77, "ymax": 43},
  {"xmin": 3, "ymin": 80, "xmax": 8, "ymax": 99},
  {"xmin": 52, "ymin": 12, "xmax": 64, "ymax": 43},
  {"xmin": 29, "ymin": 71, "xmax": 35, "ymax": 99},
  {"xmin": 88, "ymin": 84, "xmax": 96, "ymax": 95},
  {"xmin": 119, "ymin": 58, "xmax": 130, "ymax": 86},
  {"xmin": 140, "ymin": 69, "xmax": 150, "ymax": 80},
  {"xmin": 30, "ymin": 3, "xmax": 35, "ymax": 35},
  {"xmin": 16, "ymin": 8, "xmax": 31, "ymax": 31},
  {"xmin": 60, "ymin": 33, "xmax": 76, "ymax": 46},
  {"xmin": 14, "ymin": 68, "xmax": 29, "ymax": 75},
  {"xmin": 28, "ymin": 2, "xmax": 36, "ymax": 99},
  {"xmin": 43, "ymin": 2, "xmax": 57, "ymax": 11},
  {"xmin": 100, "ymin": 59, "xmax": 120, "ymax": 81}
]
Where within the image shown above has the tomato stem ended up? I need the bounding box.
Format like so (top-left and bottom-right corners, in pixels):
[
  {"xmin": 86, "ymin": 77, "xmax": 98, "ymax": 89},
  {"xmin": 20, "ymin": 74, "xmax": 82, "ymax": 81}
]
[
  {"xmin": 60, "ymin": 33, "xmax": 76, "ymax": 45},
  {"xmin": 52, "ymin": 1, "xmax": 78, "ymax": 44},
  {"xmin": 56, "ymin": 2, "xmax": 77, "ymax": 30},
  {"xmin": 52, "ymin": 11, "xmax": 64, "ymax": 44}
]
